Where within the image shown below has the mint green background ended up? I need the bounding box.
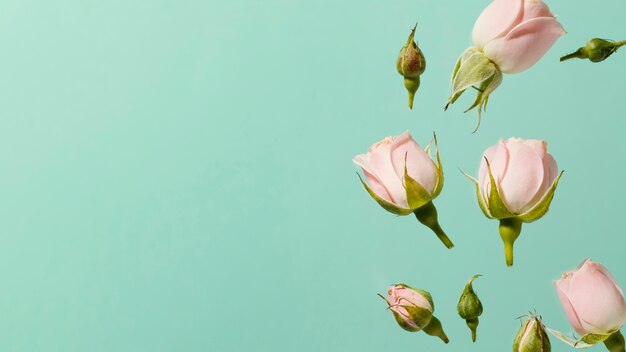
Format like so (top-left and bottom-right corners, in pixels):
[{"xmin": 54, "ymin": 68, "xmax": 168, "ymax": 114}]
[{"xmin": 0, "ymin": 0, "xmax": 624, "ymax": 351}]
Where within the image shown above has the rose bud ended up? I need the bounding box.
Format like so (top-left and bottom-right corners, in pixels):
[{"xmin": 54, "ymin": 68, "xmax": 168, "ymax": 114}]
[
  {"xmin": 379, "ymin": 284, "xmax": 449, "ymax": 343},
  {"xmin": 561, "ymin": 38, "xmax": 626, "ymax": 63},
  {"xmin": 457, "ymin": 275, "xmax": 483, "ymax": 342},
  {"xmin": 513, "ymin": 314, "xmax": 551, "ymax": 352},
  {"xmin": 554, "ymin": 259, "xmax": 626, "ymax": 350},
  {"xmin": 464, "ymin": 138, "xmax": 563, "ymax": 266},
  {"xmin": 445, "ymin": 0, "xmax": 565, "ymax": 131},
  {"xmin": 353, "ymin": 131, "xmax": 454, "ymax": 249},
  {"xmin": 397, "ymin": 24, "xmax": 426, "ymax": 110}
]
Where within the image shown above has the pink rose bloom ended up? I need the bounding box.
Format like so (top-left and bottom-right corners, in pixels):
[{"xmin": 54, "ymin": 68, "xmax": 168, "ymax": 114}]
[
  {"xmin": 353, "ymin": 131, "xmax": 438, "ymax": 210},
  {"xmin": 473, "ymin": 0, "xmax": 566, "ymax": 73},
  {"xmin": 555, "ymin": 259, "xmax": 626, "ymax": 336},
  {"xmin": 479, "ymin": 138, "xmax": 559, "ymax": 215}
]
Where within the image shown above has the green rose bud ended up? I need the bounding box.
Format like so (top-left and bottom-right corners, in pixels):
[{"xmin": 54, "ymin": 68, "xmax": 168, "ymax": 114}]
[
  {"xmin": 379, "ymin": 284, "xmax": 450, "ymax": 344},
  {"xmin": 513, "ymin": 314, "xmax": 551, "ymax": 352},
  {"xmin": 457, "ymin": 275, "xmax": 483, "ymax": 342},
  {"xmin": 561, "ymin": 38, "xmax": 626, "ymax": 63},
  {"xmin": 397, "ymin": 24, "xmax": 426, "ymax": 110}
]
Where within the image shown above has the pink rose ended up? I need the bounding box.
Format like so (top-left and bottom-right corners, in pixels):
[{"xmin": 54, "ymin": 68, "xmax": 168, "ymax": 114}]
[
  {"xmin": 473, "ymin": 0, "xmax": 566, "ymax": 74},
  {"xmin": 555, "ymin": 259, "xmax": 626, "ymax": 337},
  {"xmin": 353, "ymin": 131, "xmax": 438, "ymax": 210},
  {"xmin": 478, "ymin": 138, "xmax": 559, "ymax": 215},
  {"xmin": 467, "ymin": 137, "xmax": 563, "ymax": 266},
  {"xmin": 446, "ymin": 0, "xmax": 566, "ymax": 126},
  {"xmin": 381, "ymin": 284, "xmax": 449, "ymax": 343},
  {"xmin": 354, "ymin": 131, "xmax": 454, "ymax": 248}
]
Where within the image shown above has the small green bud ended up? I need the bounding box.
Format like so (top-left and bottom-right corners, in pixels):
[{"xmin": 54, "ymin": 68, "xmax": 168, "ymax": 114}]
[
  {"xmin": 561, "ymin": 38, "xmax": 626, "ymax": 63},
  {"xmin": 457, "ymin": 275, "xmax": 483, "ymax": 342},
  {"xmin": 513, "ymin": 314, "xmax": 551, "ymax": 352},
  {"xmin": 397, "ymin": 24, "xmax": 426, "ymax": 109}
]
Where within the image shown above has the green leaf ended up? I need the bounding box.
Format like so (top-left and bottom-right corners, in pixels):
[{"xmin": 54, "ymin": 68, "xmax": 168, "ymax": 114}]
[
  {"xmin": 357, "ymin": 173, "xmax": 413, "ymax": 216},
  {"xmin": 403, "ymin": 155, "xmax": 433, "ymax": 211},
  {"xmin": 461, "ymin": 170, "xmax": 492, "ymax": 219},
  {"xmin": 484, "ymin": 159, "xmax": 514, "ymax": 219},
  {"xmin": 518, "ymin": 171, "xmax": 564, "ymax": 223}
]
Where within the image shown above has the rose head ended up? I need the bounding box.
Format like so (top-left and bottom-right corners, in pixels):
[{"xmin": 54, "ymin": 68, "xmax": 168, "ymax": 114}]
[
  {"xmin": 380, "ymin": 284, "xmax": 449, "ymax": 343},
  {"xmin": 478, "ymin": 138, "xmax": 560, "ymax": 218},
  {"xmin": 353, "ymin": 131, "xmax": 440, "ymax": 212},
  {"xmin": 446, "ymin": 0, "xmax": 565, "ymax": 130},
  {"xmin": 353, "ymin": 131, "xmax": 453, "ymax": 249},
  {"xmin": 473, "ymin": 0, "xmax": 566, "ymax": 74},
  {"xmin": 465, "ymin": 137, "xmax": 563, "ymax": 266},
  {"xmin": 554, "ymin": 259, "xmax": 626, "ymax": 341}
]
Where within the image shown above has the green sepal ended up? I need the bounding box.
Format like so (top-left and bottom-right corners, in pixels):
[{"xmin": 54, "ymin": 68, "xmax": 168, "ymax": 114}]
[
  {"xmin": 396, "ymin": 304, "xmax": 433, "ymax": 331},
  {"xmin": 357, "ymin": 173, "xmax": 413, "ymax": 216},
  {"xmin": 404, "ymin": 157, "xmax": 433, "ymax": 211},
  {"xmin": 446, "ymin": 47, "xmax": 483, "ymax": 106},
  {"xmin": 545, "ymin": 327, "xmax": 593, "ymax": 349},
  {"xmin": 484, "ymin": 158, "xmax": 514, "ymax": 219},
  {"xmin": 581, "ymin": 333, "xmax": 611, "ymax": 345},
  {"xmin": 461, "ymin": 170, "xmax": 492, "ymax": 219},
  {"xmin": 429, "ymin": 133, "xmax": 444, "ymax": 199},
  {"xmin": 465, "ymin": 69, "xmax": 502, "ymax": 132},
  {"xmin": 518, "ymin": 171, "xmax": 564, "ymax": 223},
  {"xmin": 445, "ymin": 46, "xmax": 502, "ymax": 132}
]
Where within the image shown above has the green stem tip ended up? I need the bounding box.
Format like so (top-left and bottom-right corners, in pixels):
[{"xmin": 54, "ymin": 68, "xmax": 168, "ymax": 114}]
[
  {"xmin": 604, "ymin": 330, "xmax": 626, "ymax": 352},
  {"xmin": 423, "ymin": 316, "xmax": 449, "ymax": 344},
  {"xmin": 499, "ymin": 218, "xmax": 523, "ymax": 267},
  {"xmin": 413, "ymin": 202, "xmax": 454, "ymax": 249},
  {"xmin": 466, "ymin": 318, "xmax": 479, "ymax": 342}
]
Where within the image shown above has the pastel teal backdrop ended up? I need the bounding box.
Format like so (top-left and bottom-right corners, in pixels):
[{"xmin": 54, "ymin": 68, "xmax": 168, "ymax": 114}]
[{"xmin": 0, "ymin": 0, "xmax": 623, "ymax": 351}]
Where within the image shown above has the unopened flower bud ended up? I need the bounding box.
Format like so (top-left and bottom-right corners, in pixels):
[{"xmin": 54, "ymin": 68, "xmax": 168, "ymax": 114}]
[
  {"xmin": 457, "ymin": 275, "xmax": 483, "ymax": 342},
  {"xmin": 380, "ymin": 284, "xmax": 449, "ymax": 344},
  {"xmin": 561, "ymin": 38, "xmax": 626, "ymax": 63},
  {"xmin": 513, "ymin": 314, "xmax": 552, "ymax": 352},
  {"xmin": 397, "ymin": 24, "xmax": 425, "ymax": 110}
]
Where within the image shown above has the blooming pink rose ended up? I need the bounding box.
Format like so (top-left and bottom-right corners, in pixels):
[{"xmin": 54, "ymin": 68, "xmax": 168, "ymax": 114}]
[
  {"xmin": 472, "ymin": 0, "xmax": 566, "ymax": 74},
  {"xmin": 478, "ymin": 138, "xmax": 559, "ymax": 215},
  {"xmin": 555, "ymin": 259, "xmax": 626, "ymax": 336},
  {"xmin": 353, "ymin": 131, "xmax": 438, "ymax": 210}
]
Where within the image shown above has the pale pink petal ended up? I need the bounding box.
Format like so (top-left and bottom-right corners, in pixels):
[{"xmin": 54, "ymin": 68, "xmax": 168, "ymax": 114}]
[
  {"xmin": 353, "ymin": 139, "xmax": 408, "ymax": 208},
  {"xmin": 390, "ymin": 131, "xmax": 438, "ymax": 195},
  {"xmin": 483, "ymin": 17, "xmax": 565, "ymax": 74},
  {"xmin": 525, "ymin": 152, "xmax": 558, "ymax": 210},
  {"xmin": 555, "ymin": 279, "xmax": 586, "ymax": 335},
  {"xmin": 498, "ymin": 141, "xmax": 545, "ymax": 213},
  {"xmin": 568, "ymin": 260, "xmax": 626, "ymax": 334},
  {"xmin": 521, "ymin": 0, "xmax": 554, "ymax": 22},
  {"xmin": 363, "ymin": 170, "xmax": 393, "ymax": 204},
  {"xmin": 472, "ymin": 0, "xmax": 524, "ymax": 48}
]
